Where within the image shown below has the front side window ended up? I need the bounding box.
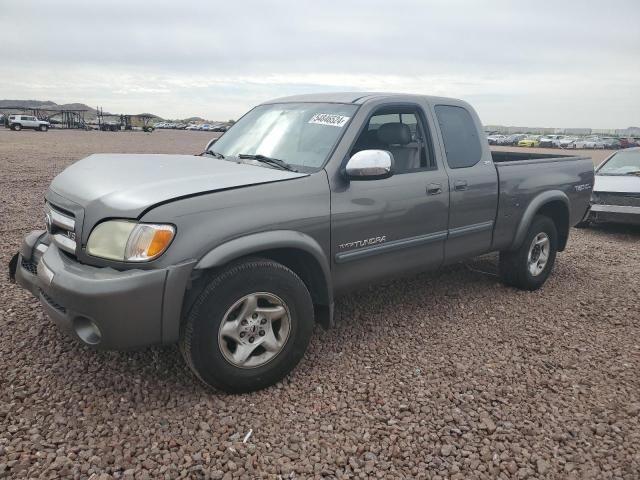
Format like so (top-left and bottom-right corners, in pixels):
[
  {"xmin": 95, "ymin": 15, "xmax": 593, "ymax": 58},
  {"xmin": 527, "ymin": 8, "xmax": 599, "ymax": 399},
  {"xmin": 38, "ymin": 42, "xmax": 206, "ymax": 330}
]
[
  {"xmin": 598, "ymin": 150, "xmax": 640, "ymax": 176},
  {"xmin": 350, "ymin": 107, "xmax": 435, "ymax": 172},
  {"xmin": 211, "ymin": 102, "xmax": 358, "ymax": 170},
  {"xmin": 434, "ymin": 105, "xmax": 482, "ymax": 169}
]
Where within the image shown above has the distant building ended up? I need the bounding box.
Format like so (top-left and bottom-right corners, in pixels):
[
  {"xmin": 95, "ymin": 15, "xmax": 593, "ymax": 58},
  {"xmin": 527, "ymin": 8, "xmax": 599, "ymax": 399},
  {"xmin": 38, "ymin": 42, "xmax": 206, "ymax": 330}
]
[
  {"xmin": 563, "ymin": 128, "xmax": 592, "ymax": 136},
  {"xmin": 615, "ymin": 127, "xmax": 640, "ymax": 136}
]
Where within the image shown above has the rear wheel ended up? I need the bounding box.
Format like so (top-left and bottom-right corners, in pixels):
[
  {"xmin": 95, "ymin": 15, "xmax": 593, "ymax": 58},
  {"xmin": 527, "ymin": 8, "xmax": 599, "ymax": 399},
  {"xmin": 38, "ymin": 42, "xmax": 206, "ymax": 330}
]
[
  {"xmin": 499, "ymin": 215, "xmax": 558, "ymax": 290},
  {"xmin": 180, "ymin": 258, "xmax": 315, "ymax": 392},
  {"xmin": 13, "ymin": 123, "xmax": 22, "ymax": 131}
]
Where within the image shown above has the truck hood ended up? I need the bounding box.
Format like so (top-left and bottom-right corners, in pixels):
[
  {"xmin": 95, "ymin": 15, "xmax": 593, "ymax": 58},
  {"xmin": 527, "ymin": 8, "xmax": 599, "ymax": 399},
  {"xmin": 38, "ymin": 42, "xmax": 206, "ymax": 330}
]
[
  {"xmin": 594, "ymin": 174, "xmax": 640, "ymax": 194},
  {"xmin": 49, "ymin": 153, "xmax": 307, "ymax": 217}
]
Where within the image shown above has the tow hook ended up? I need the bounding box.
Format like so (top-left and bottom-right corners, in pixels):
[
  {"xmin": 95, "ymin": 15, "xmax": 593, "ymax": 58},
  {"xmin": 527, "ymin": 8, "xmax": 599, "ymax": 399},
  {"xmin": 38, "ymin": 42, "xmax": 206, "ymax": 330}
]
[{"xmin": 8, "ymin": 252, "xmax": 19, "ymax": 283}]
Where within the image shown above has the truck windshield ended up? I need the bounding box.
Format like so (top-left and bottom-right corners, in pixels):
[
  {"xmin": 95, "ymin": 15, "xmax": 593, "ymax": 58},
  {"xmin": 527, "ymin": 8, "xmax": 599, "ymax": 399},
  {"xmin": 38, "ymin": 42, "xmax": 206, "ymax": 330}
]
[
  {"xmin": 211, "ymin": 102, "xmax": 358, "ymax": 170},
  {"xmin": 598, "ymin": 150, "xmax": 640, "ymax": 176}
]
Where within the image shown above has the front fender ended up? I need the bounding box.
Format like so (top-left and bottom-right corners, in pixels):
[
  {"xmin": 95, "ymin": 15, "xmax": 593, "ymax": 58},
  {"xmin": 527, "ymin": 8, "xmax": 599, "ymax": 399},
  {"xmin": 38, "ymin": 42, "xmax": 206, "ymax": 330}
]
[
  {"xmin": 512, "ymin": 190, "xmax": 569, "ymax": 249},
  {"xmin": 195, "ymin": 229, "xmax": 333, "ymax": 305}
]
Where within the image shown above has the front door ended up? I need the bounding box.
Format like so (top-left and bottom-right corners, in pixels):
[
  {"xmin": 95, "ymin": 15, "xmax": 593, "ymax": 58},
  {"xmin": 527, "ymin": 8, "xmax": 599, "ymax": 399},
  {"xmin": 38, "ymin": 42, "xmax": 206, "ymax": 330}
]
[{"xmin": 331, "ymin": 105, "xmax": 450, "ymax": 292}]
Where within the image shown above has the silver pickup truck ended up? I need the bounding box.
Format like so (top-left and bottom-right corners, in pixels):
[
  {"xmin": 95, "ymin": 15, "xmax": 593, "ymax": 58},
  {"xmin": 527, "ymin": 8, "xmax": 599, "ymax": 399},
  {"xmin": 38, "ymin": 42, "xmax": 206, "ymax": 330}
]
[{"xmin": 10, "ymin": 93, "xmax": 594, "ymax": 392}]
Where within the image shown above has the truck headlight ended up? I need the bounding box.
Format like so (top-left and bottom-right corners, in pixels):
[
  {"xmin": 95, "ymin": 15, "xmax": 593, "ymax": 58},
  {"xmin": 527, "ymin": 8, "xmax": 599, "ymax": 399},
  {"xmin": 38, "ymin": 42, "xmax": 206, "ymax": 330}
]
[{"xmin": 87, "ymin": 220, "xmax": 175, "ymax": 262}]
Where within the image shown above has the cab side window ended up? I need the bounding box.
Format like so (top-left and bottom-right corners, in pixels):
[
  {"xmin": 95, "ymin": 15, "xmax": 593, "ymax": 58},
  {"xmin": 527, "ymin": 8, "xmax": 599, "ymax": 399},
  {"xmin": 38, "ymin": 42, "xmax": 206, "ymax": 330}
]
[
  {"xmin": 434, "ymin": 105, "xmax": 482, "ymax": 169},
  {"xmin": 351, "ymin": 107, "xmax": 436, "ymax": 173}
]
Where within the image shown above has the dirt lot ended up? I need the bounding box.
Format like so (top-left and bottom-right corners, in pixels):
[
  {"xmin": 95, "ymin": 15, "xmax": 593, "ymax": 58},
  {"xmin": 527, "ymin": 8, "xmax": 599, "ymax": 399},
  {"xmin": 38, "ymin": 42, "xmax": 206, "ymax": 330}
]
[{"xmin": 1, "ymin": 129, "xmax": 639, "ymax": 479}]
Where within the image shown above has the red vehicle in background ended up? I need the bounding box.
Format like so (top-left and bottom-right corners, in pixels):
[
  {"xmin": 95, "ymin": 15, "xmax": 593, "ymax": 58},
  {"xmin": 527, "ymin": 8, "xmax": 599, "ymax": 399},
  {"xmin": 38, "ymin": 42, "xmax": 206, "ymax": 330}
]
[{"xmin": 620, "ymin": 138, "xmax": 640, "ymax": 149}]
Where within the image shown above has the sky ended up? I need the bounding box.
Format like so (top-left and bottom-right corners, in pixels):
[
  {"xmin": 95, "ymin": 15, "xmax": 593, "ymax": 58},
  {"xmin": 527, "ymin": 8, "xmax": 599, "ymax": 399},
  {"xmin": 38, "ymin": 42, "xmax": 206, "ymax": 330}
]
[{"xmin": 1, "ymin": 0, "xmax": 639, "ymax": 128}]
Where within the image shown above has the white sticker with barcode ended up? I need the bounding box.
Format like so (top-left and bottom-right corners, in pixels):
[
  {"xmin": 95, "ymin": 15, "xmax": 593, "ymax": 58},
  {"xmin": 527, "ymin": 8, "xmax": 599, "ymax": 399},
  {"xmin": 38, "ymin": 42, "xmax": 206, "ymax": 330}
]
[{"xmin": 308, "ymin": 113, "xmax": 350, "ymax": 127}]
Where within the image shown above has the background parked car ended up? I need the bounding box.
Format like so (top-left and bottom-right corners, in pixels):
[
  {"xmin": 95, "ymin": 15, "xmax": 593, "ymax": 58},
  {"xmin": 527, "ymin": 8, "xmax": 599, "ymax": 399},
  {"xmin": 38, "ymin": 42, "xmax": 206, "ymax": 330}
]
[
  {"xmin": 502, "ymin": 134, "xmax": 527, "ymax": 145},
  {"xmin": 487, "ymin": 134, "xmax": 507, "ymax": 145},
  {"xmin": 578, "ymin": 147, "xmax": 640, "ymax": 227},
  {"xmin": 573, "ymin": 136, "xmax": 606, "ymax": 149},
  {"xmin": 601, "ymin": 137, "xmax": 621, "ymax": 149},
  {"xmin": 539, "ymin": 134, "xmax": 565, "ymax": 148},
  {"xmin": 620, "ymin": 138, "xmax": 639, "ymax": 149},
  {"xmin": 559, "ymin": 137, "xmax": 578, "ymax": 149},
  {"xmin": 518, "ymin": 136, "xmax": 541, "ymax": 147}
]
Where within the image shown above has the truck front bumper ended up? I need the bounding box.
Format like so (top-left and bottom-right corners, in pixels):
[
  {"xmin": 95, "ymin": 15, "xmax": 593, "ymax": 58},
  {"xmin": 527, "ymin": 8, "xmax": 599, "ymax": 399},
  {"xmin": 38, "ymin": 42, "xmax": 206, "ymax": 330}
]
[
  {"xmin": 11, "ymin": 230, "xmax": 195, "ymax": 350},
  {"xmin": 588, "ymin": 204, "xmax": 640, "ymax": 226}
]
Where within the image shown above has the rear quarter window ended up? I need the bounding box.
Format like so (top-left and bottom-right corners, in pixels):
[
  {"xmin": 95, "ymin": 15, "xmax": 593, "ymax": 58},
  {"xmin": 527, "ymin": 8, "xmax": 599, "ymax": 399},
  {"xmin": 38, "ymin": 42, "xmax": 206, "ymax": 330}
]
[{"xmin": 434, "ymin": 105, "xmax": 482, "ymax": 169}]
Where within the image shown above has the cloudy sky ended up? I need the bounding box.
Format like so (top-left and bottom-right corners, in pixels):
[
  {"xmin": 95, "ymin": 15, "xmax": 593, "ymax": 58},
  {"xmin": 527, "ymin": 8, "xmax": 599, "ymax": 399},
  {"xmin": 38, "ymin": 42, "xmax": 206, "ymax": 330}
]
[{"xmin": 2, "ymin": 0, "xmax": 639, "ymax": 127}]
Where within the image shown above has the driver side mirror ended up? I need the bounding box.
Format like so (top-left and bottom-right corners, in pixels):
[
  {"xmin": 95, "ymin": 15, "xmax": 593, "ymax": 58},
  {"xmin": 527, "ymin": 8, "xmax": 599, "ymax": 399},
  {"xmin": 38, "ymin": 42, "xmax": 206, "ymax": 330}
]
[{"xmin": 344, "ymin": 150, "xmax": 394, "ymax": 180}]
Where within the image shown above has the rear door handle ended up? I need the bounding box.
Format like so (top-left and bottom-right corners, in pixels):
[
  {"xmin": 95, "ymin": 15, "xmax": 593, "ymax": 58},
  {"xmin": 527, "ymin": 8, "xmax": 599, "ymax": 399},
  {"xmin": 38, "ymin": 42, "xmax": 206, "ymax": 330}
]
[
  {"xmin": 427, "ymin": 183, "xmax": 442, "ymax": 195},
  {"xmin": 454, "ymin": 180, "xmax": 468, "ymax": 191}
]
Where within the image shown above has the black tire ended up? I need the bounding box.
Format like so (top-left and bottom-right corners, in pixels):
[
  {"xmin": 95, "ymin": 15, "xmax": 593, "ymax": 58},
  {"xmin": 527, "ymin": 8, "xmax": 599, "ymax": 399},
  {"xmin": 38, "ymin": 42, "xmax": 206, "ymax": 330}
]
[
  {"xmin": 499, "ymin": 215, "xmax": 558, "ymax": 291},
  {"xmin": 39, "ymin": 125, "xmax": 48, "ymax": 132},
  {"xmin": 180, "ymin": 258, "xmax": 315, "ymax": 393},
  {"xmin": 13, "ymin": 124, "xmax": 22, "ymax": 131}
]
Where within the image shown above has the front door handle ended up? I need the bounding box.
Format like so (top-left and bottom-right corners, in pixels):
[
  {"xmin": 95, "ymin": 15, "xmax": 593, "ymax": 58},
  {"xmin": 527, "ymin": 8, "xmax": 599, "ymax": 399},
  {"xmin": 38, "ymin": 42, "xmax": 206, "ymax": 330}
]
[
  {"xmin": 454, "ymin": 180, "xmax": 468, "ymax": 191},
  {"xmin": 427, "ymin": 183, "xmax": 442, "ymax": 195}
]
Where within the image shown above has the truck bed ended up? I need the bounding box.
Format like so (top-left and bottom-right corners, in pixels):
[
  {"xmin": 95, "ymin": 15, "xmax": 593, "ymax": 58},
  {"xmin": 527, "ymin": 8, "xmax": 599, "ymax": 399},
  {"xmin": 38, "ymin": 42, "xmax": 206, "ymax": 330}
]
[
  {"xmin": 490, "ymin": 153, "xmax": 594, "ymax": 251},
  {"xmin": 491, "ymin": 150, "xmax": 576, "ymax": 163}
]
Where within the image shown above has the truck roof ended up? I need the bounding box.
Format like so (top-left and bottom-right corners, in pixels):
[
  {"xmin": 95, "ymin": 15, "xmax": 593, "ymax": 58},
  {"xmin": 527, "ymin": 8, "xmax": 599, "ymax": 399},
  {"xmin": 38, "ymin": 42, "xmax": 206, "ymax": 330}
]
[{"xmin": 264, "ymin": 91, "xmax": 465, "ymax": 106}]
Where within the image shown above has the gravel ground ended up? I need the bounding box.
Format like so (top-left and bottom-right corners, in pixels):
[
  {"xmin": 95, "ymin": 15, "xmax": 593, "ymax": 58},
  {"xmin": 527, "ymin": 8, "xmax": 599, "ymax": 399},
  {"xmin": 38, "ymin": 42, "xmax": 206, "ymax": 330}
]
[{"xmin": 1, "ymin": 129, "xmax": 639, "ymax": 479}]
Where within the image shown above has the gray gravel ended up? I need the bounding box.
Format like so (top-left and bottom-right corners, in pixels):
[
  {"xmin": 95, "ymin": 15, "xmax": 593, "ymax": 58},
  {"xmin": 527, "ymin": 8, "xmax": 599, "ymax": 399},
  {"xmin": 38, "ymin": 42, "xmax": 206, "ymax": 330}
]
[{"xmin": 1, "ymin": 129, "xmax": 639, "ymax": 479}]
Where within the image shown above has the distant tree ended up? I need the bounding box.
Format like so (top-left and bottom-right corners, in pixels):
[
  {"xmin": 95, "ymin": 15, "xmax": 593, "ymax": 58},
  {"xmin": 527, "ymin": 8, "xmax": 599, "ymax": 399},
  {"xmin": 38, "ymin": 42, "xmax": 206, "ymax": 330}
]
[{"xmin": 228, "ymin": 119, "xmax": 236, "ymax": 125}]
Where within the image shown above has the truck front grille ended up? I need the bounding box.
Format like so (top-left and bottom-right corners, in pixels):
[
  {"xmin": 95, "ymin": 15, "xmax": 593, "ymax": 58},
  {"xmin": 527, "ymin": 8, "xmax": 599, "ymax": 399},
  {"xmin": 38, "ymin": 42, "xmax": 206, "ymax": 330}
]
[
  {"xmin": 46, "ymin": 202, "xmax": 77, "ymax": 256},
  {"xmin": 593, "ymin": 193, "xmax": 640, "ymax": 208}
]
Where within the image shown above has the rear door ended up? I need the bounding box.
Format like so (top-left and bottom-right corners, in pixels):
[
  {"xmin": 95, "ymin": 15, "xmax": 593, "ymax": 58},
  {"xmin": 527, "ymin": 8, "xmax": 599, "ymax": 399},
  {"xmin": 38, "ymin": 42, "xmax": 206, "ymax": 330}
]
[{"xmin": 432, "ymin": 104, "xmax": 498, "ymax": 262}]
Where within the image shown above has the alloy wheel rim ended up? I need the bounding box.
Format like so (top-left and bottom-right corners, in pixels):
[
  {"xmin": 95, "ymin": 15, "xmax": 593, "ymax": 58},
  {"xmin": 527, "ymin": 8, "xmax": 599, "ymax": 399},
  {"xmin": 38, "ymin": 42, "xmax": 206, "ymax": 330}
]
[
  {"xmin": 218, "ymin": 292, "xmax": 291, "ymax": 368},
  {"xmin": 527, "ymin": 232, "xmax": 550, "ymax": 277}
]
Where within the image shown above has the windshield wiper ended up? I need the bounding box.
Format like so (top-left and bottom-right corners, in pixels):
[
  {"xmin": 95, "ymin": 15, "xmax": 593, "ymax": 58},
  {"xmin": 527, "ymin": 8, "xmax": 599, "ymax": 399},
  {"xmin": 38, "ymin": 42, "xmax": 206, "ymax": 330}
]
[
  {"xmin": 198, "ymin": 150, "xmax": 225, "ymax": 159},
  {"xmin": 237, "ymin": 154, "xmax": 298, "ymax": 172}
]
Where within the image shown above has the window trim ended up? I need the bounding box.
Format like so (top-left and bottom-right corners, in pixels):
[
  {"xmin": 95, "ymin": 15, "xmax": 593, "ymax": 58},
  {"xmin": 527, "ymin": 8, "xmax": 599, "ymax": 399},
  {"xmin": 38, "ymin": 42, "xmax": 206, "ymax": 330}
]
[
  {"xmin": 433, "ymin": 104, "xmax": 482, "ymax": 170},
  {"xmin": 345, "ymin": 102, "xmax": 438, "ymax": 175}
]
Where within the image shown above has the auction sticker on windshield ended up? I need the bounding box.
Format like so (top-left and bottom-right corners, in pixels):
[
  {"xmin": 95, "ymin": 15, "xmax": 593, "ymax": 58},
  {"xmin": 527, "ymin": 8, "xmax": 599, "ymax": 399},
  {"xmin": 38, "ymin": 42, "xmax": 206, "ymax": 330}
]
[{"xmin": 308, "ymin": 113, "xmax": 350, "ymax": 127}]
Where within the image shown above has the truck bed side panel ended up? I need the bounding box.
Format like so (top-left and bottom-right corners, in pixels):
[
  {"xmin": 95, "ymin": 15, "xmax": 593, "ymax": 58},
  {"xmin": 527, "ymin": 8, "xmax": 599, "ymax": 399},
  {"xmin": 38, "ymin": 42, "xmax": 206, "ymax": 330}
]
[{"xmin": 492, "ymin": 156, "xmax": 594, "ymax": 251}]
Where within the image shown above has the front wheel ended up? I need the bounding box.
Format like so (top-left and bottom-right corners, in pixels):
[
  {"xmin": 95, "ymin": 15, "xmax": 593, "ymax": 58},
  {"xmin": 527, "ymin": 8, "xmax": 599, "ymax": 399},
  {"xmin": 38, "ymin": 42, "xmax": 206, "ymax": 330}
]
[
  {"xmin": 39, "ymin": 125, "xmax": 48, "ymax": 132},
  {"xmin": 180, "ymin": 258, "xmax": 315, "ymax": 392},
  {"xmin": 499, "ymin": 215, "xmax": 558, "ymax": 290}
]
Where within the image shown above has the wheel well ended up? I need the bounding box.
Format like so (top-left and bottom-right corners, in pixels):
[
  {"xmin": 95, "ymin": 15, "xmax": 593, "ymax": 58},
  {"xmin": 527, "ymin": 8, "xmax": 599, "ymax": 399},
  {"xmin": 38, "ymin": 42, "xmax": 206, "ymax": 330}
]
[
  {"xmin": 538, "ymin": 201, "xmax": 569, "ymax": 251},
  {"xmin": 257, "ymin": 248, "xmax": 332, "ymax": 328},
  {"xmin": 186, "ymin": 248, "xmax": 332, "ymax": 329}
]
